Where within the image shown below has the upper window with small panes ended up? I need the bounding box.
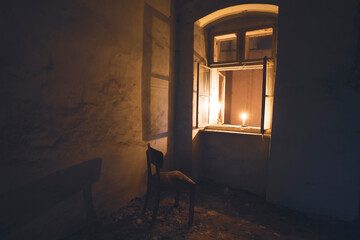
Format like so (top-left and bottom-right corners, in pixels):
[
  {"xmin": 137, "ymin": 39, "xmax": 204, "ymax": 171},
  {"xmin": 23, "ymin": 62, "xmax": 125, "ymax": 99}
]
[{"xmin": 210, "ymin": 26, "xmax": 275, "ymax": 65}]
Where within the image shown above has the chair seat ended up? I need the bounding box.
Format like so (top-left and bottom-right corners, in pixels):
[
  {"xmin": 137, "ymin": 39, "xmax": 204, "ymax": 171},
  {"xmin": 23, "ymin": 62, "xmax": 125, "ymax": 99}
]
[{"xmin": 159, "ymin": 170, "xmax": 195, "ymax": 188}]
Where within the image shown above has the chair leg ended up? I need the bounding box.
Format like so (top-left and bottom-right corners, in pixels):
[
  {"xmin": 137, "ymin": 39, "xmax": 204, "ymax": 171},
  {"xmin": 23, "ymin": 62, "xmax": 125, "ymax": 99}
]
[
  {"xmin": 188, "ymin": 185, "xmax": 195, "ymax": 226},
  {"xmin": 174, "ymin": 190, "xmax": 180, "ymax": 208},
  {"xmin": 151, "ymin": 189, "xmax": 161, "ymax": 227},
  {"xmin": 142, "ymin": 184, "xmax": 151, "ymax": 214}
]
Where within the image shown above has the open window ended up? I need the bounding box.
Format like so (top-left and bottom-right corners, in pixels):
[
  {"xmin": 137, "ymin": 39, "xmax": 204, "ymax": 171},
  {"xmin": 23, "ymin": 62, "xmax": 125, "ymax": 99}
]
[
  {"xmin": 194, "ymin": 57, "xmax": 275, "ymax": 134},
  {"xmin": 193, "ymin": 63, "xmax": 211, "ymax": 128},
  {"xmin": 193, "ymin": 9, "xmax": 278, "ymax": 134}
]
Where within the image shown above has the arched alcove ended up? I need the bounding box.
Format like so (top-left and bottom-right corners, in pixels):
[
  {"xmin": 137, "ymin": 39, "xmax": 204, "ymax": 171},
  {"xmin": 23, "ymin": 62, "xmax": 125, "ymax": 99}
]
[
  {"xmin": 190, "ymin": 3, "xmax": 279, "ymax": 195},
  {"xmin": 172, "ymin": 0, "xmax": 360, "ymax": 222},
  {"xmin": 171, "ymin": 1, "xmax": 279, "ymax": 187}
]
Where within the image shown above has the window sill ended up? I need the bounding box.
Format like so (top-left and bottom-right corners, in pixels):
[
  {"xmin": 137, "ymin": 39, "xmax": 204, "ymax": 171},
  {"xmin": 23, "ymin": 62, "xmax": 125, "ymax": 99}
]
[
  {"xmin": 202, "ymin": 124, "xmax": 271, "ymax": 136},
  {"xmin": 210, "ymin": 58, "xmax": 274, "ymax": 68}
]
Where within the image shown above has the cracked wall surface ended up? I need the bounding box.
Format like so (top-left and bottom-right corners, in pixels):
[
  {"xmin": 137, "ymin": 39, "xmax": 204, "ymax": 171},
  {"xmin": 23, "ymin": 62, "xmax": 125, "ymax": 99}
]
[{"xmin": 0, "ymin": 0, "xmax": 170, "ymax": 238}]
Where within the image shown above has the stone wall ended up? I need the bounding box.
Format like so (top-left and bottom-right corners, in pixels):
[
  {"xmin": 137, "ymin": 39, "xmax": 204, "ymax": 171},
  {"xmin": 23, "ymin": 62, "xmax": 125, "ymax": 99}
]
[{"xmin": 0, "ymin": 0, "xmax": 171, "ymax": 238}]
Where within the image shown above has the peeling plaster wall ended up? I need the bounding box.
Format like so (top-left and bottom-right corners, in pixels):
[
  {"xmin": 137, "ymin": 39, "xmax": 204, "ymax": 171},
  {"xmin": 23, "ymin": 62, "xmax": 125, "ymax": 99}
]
[{"xmin": 0, "ymin": 0, "xmax": 170, "ymax": 238}]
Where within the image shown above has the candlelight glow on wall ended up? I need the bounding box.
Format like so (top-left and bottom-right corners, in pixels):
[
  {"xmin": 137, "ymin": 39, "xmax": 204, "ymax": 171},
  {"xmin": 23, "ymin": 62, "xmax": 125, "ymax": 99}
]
[{"xmin": 240, "ymin": 112, "xmax": 248, "ymax": 127}]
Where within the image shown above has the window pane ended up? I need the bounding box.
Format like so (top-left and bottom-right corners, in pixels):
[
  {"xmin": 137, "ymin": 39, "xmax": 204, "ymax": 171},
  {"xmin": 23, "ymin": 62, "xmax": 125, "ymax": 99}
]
[
  {"xmin": 245, "ymin": 28, "xmax": 273, "ymax": 60},
  {"xmin": 193, "ymin": 92, "xmax": 197, "ymax": 127},
  {"xmin": 266, "ymin": 59, "xmax": 275, "ymax": 96},
  {"xmin": 198, "ymin": 96, "xmax": 210, "ymax": 127},
  {"xmin": 198, "ymin": 65, "xmax": 210, "ymax": 127},
  {"xmin": 214, "ymin": 33, "xmax": 237, "ymax": 63},
  {"xmin": 199, "ymin": 66, "xmax": 210, "ymax": 96},
  {"xmin": 218, "ymin": 73, "xmax": 225, "ymax": 124},
  {"xmin": 193, "ymin": 62, "xmax": 198, "ymax": 91},
  {"xmin": 228, "ymin": 68, "xmax": 263, "ymax": 128},
  {"xmin": 264, "ymin": 97, "xmax": 273, "ymax": 130},
  {"xmin": 264, "ymin": 59, "xmax": 275, "ymax": 130},
  {"xmin": 193, "ymin": 62, "xmax": 198, "ymax": 128}
]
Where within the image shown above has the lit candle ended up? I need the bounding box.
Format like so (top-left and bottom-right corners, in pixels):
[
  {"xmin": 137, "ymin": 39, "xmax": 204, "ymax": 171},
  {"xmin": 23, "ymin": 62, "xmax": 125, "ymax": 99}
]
[{"xmin": 240, "ymin": 112, "xmax": 248, "ymax": 127}]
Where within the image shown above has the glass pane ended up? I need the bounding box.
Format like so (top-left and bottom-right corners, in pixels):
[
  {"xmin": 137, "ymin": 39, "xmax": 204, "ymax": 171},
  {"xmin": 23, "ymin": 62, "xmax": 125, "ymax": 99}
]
[
  {"xmin": 193, "ymin": 62, "xmax": 198, "ymax": 91},
  {"xmin": 266, "ymin": 59, "xmax": 275, "ymax": 96},
  {"xmin": 245, "ymin": 28, "xmax": 273, "ymax": 60},
  {"xmin": 193, "ymin": 62, "xmax": 198, "ymax": 128},
  {"xmin": 213, "ymin": 33, "xmax": 237, "ymax": 63},
  {"xmin": 264, "ymin": 58, "xmax": 275, "ymax": 130},
  {"xmin": 198, "ymin": 96, "xmax": 210, "ymax": 127},
  {"xmin": 264, "ymin": 97, "xmax": 273, "ymax": 130},
  {"xmin": 218, "ymin": 73, "xmax": 225, "ymax": 124},
  {"xmin": 199, "ymin": 66, "xmax": 210, "ymax": 96},
  {"xmin": 198, "ymin": 65, "xmax": 210, "ymax": 127},
  {"xmin": 229, "ymin": 68, "xmax": 263, "ymax": 127},
  {"xmin": 193, "ymin": 92, "xmax": 197, "ymax": 127}
]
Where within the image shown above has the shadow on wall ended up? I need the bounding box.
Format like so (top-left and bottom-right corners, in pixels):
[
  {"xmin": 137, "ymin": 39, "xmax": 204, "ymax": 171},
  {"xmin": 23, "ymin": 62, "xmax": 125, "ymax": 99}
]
[
  {"xmin": 0, "ymin": 158, "xmax": 102, "ymax": 239},
  {"xmin": 141, "ymin": 3, "xmax": 171, "ymax": 141}
]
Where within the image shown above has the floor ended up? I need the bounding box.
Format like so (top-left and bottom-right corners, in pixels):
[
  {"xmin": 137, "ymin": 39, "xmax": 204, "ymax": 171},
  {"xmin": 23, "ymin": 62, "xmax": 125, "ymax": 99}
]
[{"xmin": 65, "ymin": 182, "xmax": 360, "ymax": 240}]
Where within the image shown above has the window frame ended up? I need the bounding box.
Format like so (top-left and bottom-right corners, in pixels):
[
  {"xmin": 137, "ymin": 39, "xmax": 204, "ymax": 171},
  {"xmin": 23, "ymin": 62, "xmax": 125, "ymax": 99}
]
[
  {"xmin": 210, "ymin": 30, "xmax": 241, "ymax": 65},
  {"xmin": 193, "ymin": 63, "xmax": 212, "ymax": 128},
  {"xmin": 194, "ymin": 58, "xmax": 275, "ymax": 134},
  {"xmin": 194, "ymin": 20, "xmax": 277, "ymax": 134},
  {"xmin": 242, "ymin": 25, "xmax": 276, "ymax": 62},
  {"xmin": 209, "ymin": 24, "xmax": 276, "ymax": 67}
]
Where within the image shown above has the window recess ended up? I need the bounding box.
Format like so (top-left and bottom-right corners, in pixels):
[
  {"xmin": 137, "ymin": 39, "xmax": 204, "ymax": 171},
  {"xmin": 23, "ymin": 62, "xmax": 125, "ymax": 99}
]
[{"xmin": 194, "ymin": 19, "xmax": 277, "ymax": 134}]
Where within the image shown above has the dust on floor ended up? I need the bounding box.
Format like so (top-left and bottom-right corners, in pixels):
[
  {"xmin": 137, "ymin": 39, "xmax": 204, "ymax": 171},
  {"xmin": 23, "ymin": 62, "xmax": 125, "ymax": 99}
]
[{"xmin": 64, "ymin": 182, "xmax": 360, "ymax": 240}]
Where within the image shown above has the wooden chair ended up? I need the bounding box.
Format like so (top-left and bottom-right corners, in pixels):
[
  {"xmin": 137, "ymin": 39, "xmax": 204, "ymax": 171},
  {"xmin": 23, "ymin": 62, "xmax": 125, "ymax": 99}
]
[{"xmin": 142, "ymin": 144, "xmax": 196, "ymax": 227}]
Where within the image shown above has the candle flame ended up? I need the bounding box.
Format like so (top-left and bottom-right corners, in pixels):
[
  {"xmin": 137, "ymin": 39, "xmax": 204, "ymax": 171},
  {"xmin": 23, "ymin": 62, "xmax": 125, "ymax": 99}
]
[{"xmin": 240, "ymin": 112, "xmax": 248, "ymax": 126}]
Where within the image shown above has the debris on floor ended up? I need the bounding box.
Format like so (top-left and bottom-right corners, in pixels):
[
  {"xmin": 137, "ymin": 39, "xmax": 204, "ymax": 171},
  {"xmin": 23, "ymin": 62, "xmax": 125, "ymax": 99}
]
[{"xmin": 64, "ymin": 182, "xmax": 360, "ymax": 240}]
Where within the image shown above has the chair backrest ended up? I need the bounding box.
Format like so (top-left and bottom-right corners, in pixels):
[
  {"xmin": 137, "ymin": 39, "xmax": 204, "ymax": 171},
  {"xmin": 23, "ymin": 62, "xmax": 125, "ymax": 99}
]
[
  {"xmin": 146, "ymin": 144, "xmax": 163, "ymax": 181},
  {"xmin": 147, "ymin": 144, "xmax": 164, "ymax": 168}
]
